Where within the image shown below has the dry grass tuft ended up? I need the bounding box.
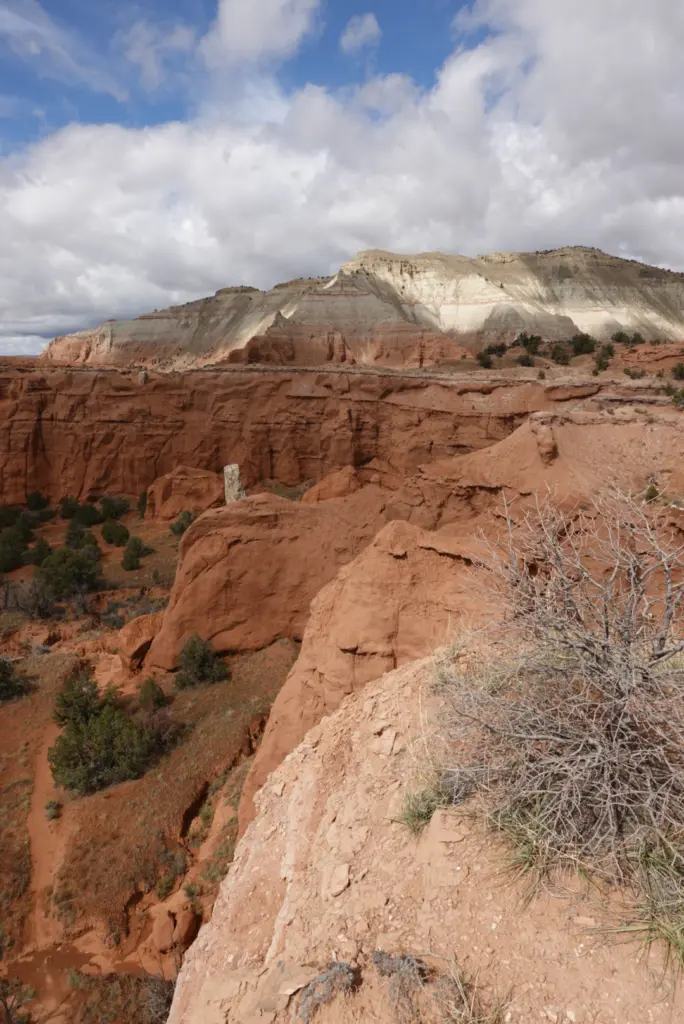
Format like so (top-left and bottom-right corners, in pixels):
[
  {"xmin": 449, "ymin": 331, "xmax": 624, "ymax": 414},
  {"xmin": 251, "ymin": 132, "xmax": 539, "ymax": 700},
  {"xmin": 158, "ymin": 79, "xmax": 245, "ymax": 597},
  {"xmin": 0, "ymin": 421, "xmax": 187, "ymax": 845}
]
[{"xmin": 437, "ymin": 492, "xmax": 684, "ymax": 965}]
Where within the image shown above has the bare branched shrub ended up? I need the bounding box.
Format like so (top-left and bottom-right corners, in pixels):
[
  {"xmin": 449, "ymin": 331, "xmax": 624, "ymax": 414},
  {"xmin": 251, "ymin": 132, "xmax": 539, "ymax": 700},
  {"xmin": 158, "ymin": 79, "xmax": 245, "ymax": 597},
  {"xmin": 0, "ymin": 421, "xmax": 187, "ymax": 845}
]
[
  {"xmin": 438, "ymin": 493, "xmax": 684, "ymax": 948},
  {"xmin": 298, "ymin": 962, "xmax": 357, "ymax": 1023},
  {"xmin": 373, "ymin": 951, "xmax": 504, "ymax": 1024}
]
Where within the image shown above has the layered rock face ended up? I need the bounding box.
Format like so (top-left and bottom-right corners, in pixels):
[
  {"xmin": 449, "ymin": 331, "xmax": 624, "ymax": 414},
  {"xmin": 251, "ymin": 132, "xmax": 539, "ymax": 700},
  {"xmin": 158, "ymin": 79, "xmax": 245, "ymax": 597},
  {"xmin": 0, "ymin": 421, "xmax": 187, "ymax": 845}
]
[
  {"xmin": 41, "ymin": 247, "xmax": 684, "ymax": 370},
  {"xmin": 0, "ymin": 365, "xmax": 603, "ymax": 506}
]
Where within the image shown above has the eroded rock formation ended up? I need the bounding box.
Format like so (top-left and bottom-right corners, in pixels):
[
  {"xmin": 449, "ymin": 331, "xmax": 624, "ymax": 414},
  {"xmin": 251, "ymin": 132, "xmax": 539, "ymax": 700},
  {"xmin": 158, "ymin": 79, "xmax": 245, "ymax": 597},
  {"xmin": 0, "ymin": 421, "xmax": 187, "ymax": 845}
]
[{"xmin": 41, "ymin": 247, "xmax": 684, "ymax": 370}]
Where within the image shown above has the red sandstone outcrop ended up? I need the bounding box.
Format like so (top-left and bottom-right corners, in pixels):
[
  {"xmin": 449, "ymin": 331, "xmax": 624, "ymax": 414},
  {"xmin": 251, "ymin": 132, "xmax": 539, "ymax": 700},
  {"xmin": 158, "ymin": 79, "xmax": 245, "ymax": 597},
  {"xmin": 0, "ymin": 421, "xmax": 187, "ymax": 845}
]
[
  {"xmin": 169, "ymin": 660, "xmax": 681, "ymax": 1024},
  {"xmin": 145, "ymin": 489, "xmax": 388, "ymax": 670},
  {"xmin": 117, "ymin": 612, "xmax": 165, "ymax": 672},
  {"xmin": 145, "ymin": 465, "xmax": 224, "ymax": 522},
  {"xmin": 0, "ymin": 365, "xmax": 617, "ymax": 506},
  {"xmin": 238, "ymin": 518, "xmax": 491, "ymax": 831},
  {"xmin": 300, "ymin": 465, "xmax": 360, "ymax": 504}
]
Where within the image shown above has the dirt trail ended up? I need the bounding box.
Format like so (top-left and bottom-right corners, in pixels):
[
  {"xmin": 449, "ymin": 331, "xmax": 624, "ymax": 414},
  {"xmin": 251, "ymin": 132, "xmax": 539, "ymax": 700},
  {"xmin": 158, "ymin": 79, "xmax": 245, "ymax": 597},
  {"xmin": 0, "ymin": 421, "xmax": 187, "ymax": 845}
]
[{"xmin": 26, "ymin": 723, "xmax": 67, "ymax": 950}]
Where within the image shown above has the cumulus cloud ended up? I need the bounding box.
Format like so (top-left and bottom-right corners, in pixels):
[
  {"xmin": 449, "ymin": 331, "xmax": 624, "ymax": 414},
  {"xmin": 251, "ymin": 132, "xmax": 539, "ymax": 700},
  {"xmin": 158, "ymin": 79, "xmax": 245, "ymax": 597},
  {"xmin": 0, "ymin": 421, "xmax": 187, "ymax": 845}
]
[
  {"xmin": 2, "ymin": 0, "xmax": 684, "ymax": 352},
  {"xmin": 0, "ymin": 0, "xmax": 125, "ymax": 99},
  {"xmin": 201, "ymin": 0, "xmax": 321, "ymax": 66},
  {"xmin": 340, "ymin": 13, "xmax": 382, "ymax": 55}
]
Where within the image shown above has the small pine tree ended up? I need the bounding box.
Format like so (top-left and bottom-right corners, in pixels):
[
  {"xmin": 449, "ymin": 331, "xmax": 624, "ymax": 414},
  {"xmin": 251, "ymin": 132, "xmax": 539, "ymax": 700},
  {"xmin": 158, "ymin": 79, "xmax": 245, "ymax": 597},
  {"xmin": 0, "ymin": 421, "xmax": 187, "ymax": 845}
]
[
  {"xmin": 0, "ymin": 659, "xmax": 30, "ymax": 703},
  {"xmin": 175, "ymin": 634, "xmax": 228, "ymax": 690},
  {"xmin": 101, "ymin": 520, "xmax": 130, "ymax": 547},
  {"xmin": 99, "ymin": 496, "xmax": 130, "ymax": 521},
  {"xmin": 138, "ymin": 677, "xmax": 167, "ymax": 712},
  {"xmin": 26, "ymin": 491, "xmax": 49, "ymax": 512},
  {"xmin": 170, "ymin": 511, "xmax": 195, "ymax": 537}
]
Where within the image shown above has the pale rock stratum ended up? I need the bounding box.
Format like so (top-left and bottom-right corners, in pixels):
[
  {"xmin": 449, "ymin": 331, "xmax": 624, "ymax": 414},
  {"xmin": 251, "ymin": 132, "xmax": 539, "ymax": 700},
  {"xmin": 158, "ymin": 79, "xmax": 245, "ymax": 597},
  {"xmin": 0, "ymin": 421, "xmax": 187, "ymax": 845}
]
[{"xmin": 41, "ymin": 246, "xmax": 684, "ymax": 370}]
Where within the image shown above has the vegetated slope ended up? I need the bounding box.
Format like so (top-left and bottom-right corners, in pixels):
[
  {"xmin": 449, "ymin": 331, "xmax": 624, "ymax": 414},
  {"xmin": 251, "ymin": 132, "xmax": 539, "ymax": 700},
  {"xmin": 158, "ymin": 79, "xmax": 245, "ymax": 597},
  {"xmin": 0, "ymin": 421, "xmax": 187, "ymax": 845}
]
[{"xmin": 41, "ymin": 246, "xmax": 684, "ymax": 370}]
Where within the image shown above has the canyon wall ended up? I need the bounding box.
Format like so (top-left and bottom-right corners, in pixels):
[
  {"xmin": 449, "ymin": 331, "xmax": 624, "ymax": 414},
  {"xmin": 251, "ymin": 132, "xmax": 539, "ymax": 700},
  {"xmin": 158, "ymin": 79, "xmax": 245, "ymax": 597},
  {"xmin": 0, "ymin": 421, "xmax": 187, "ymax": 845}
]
[{"xmin": 0, "ymin": 365, "xmax": 614, "ymax": 505}]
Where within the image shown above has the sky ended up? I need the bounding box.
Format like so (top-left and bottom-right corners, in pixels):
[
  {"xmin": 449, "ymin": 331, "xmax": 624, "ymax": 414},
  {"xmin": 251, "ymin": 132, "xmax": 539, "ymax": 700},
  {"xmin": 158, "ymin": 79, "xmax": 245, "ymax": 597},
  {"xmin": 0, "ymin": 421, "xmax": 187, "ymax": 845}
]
[{"xmin": 1, "ymin": 0, "xmax": 684, "ymax": 354}]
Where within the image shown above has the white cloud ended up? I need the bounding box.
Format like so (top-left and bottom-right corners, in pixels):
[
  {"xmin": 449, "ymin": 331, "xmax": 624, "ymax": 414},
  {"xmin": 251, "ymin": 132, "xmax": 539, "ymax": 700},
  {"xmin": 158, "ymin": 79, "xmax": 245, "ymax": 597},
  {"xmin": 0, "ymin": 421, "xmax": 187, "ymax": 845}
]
[
  {"xmin": 201, "ymin": 0, "xmax": 320, "ymax": 66},
  {"xmin": 0, "ymin": 0, "xmax": 125, "ymax": 99},
  {"xmin": 0, "ymin": 334, "xmax": 48, "ymax": 355},
  {"xmin": 117, "ymin": 20, "xmax": 196, "ymax": 92},
  {"xmin": 340, "ymin": 13, "xmax": 382, "ymax": 55},
  {"xmin": 3, "ymin": 0, "xmax": 684, "ymax": 350}
]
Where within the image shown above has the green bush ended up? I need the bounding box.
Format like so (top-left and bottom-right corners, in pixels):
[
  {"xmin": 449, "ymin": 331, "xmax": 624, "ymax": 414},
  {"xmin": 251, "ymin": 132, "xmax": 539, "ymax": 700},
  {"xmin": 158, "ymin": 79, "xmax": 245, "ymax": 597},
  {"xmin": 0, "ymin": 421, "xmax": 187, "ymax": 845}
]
[
  {"xmin": 26, "ymin": 491, "xmax": 49, "ymax": 512},
  {"xmin": 100, "ymin": 496, "xmax": 130, "ymax": 521},
  {"xmin": 631, "ymin": 331, "xmax": 646, "ymax": 346},
  {"xmin": 0, "ymin": 506, "xmax": 22, "ymax": 529},
  {"xmin": 38, "ymin": 507, "xmax": 56, "ymax": 523},
  {"xmin": 517, "ymin": 353, "xmax": 534, "ymax": 367},
  {"xmin": 101, "ymin": 520, "xmax": 130, "ymax": 547},
  {"xmin": 38, "ymin": 547, "xmax": 102, "ymax": 600},
  {"xmin": 644, "ymin": 483, "xmax": 660, "ymax": 503},
  {"xmin": 624, "ymin": 366, "xmax": 646, "ymax": 380},
  {"xmin": 517, "ymin": 332, "xmax": 541, "ymax": 355},
  {"xmin": 59, "ymin": 497, "xmax": 80, "ymax": 520},
  {"xmin": 672, "ymin": 363, "xmax": 684, "ymax": 381},
  {"xmin": 24, "ymin": 537, "xmax": 52, "ymax": 567},
  {"xmin": 571, "ymin": 333, "xmax": 596, "ymax": 356},
  {"xmin": 550, "ymin": 343, "xmax": 570, "ymax": 365},
  {"xmin": 122, "ymin": 535, "xmax": 152, "ymax": 571},
  {"xmin": 483, "ymin": 342, "xmax": 506, "ymax": 358},
  {"xmin": 0, "ymin": 658, "xmax": 30, "ymax": 703},
  {"xmin": 0, "ymin": 530, "xmax": 26, "ymax": 573},
  {"xmin": 49, "ymin": 667, "xmax": 161, "ymax": 795},
  {"xmin": 73, "ymin": 503, "xmax": 103, "ymax": 527},
  {"xmin": 137, "ymin": 490, "xmax": 148, "ymax": 519},
  {"xmin": 170, "ymin": 511, "xmax": 195, "ymax": 537},
  {"xmin": 138, "ymin": 678, "xmax": 167, "ymax": 712},
  {"xmin": 476, "ymin": 351, "xmax": 493, "ymax": 369},
  {"xmin": 175, "ymin": 634, "xmax": 228, "ymax": 690}
]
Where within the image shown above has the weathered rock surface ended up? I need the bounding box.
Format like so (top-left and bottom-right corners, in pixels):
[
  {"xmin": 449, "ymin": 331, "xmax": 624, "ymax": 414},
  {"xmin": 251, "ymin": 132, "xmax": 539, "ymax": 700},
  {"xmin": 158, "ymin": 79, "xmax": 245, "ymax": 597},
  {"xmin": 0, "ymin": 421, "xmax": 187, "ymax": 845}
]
[
  {"xmin": 117, "ymin": 612, "xmax": 165, "ymax": 672},
  {"xmin": 145, "ymin": 489, "xmax": 388, "ymax": 671},
  {"xmin": 300, "ymin": 465, "xmax": 360, "ymax": 504},
  {"xmin": 145, "ymin": 465, "xmax": 224, "ymax": 522},
  {"xmin": 0, "ymin": 365, "xmax": 607, "ymax": 506},
  {"xmin": 238, "ymin": 518, "xmax": 489, "ymax": 831},
  {"xmin": 42, "ymin": 247, "xmax": 684, "ymax": 370},
  {"xmin": 169, "ymin": 659, "xmax": 681, "ymax": 1024}
]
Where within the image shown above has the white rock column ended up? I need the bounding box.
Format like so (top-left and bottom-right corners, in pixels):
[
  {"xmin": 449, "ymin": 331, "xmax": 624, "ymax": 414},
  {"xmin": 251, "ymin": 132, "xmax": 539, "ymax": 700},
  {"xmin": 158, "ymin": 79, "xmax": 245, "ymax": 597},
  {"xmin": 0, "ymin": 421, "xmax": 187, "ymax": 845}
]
[{"xmin": 224, "ymin": 464, "xmax": 246, "ymax": 505}]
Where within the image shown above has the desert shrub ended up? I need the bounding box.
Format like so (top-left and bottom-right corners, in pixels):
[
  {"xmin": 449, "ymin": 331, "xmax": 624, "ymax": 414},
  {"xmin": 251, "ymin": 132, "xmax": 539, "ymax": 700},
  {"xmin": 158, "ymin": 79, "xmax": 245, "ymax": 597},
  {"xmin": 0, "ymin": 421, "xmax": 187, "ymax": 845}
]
[
  {"xmin": 644, "ymin": 482, "xmax": 660, "ymax": 503},
  {"xmin": 38, "ymin": 547, "xmax": 101, "ymax": 600},
  {"xmin": 632, "ymin": 331, "xmax": 646, "ymax": 346},
  {"xmin": 0, "ymin": 506, "xmax": 22, "ymax": 529},
  {"xmin": 517, "ymin": 353, "xmax": 534, "ymax": 367},
  {"xmin": 121, "ymin": 535, "xmax": 152, "ymax": 571},
  {"xmin": 537, "ymin": 369, "xmax": 546, "ymax": 380},
  {"xmin": 624, "ymin": 366, "xmax": 646, "ymax": 379},
  {"xmin": 170, "ymin": 510, "xmax": 195, "ymax": 536},
  {"xmin": 0, "ymin": 530, "xmax": 27, "ymax": 573},
  {"xmin": 137, "ymin": 490, "xmax": 148, "ymax": 519},
  {"xmin": 570, "ymin": 332, "xmax": 596, "ymax": 356},
  {"xmin": 99, "ymin": 496, "xmax": 130, "ymax": 521},
  {"xmin": 45, "ymin": 800, "xmax": 62, "ymax": 821},
  {"xmin": 550, "ymin": 342, "xmax": 570, "ymax": 365},
  {"xmin": 24, "ymin": 537, "xmax": 52, "ymax": 567},
  {"xmin": 65, "ymin": 971, "xmax": 173, "ymax": 1024},
  {"xmin": 517, "ymin": 332, "xmax": 541, "ymax": 355},
  {"xmin": 437, "ymin": 494, "xmax": 684, "ymax": 957},
  {"xmin": 8, "ymin": 514, "xmax": 34, "ymax": 545},
  {"xmin": 0, "ymin": 658, "xmax": 30, "ymax": 703},
  {"xmin": 59, "ymin": 496, "xmax": 80, "ymax": 520},
  {"xmin": 26, "ymin": 491, "xmax": 49, "ymax": 512},
  {"xmin": 672, "ymin": 388, "xmax": 684, "ymax": 409},
  {"xmin": 138, "ymin": 678, "xmax": 167, "ymax": 712},
  {"xmin": 175, "ymin": 633, "xmax": 228, "ymax": 690},
  {"xmin": 299, "ymin": 963, "xmax": 357, "ymax": 1024},
  {"xmin": 50, "ymin": 668, "xmax": 161, "ymax": 795},
  {"xmin": 672, "ymin": 363, "xmax": 684, "ymax": 381},
  {"xmin": 73, "ymin": 503, "xmax": 103, "ymax": 527},
  {"xmin": 0, "ymin": 977, "xmax": 34, "ymax": 1024},
  {"xmin": 101, "ymin": 520, "xmax": 130, "ymax": 547},
  {"xmin": 612, "ymin": 330, "xmax": 630, "ymax": 344},
  {"xmin": 12, "ymin": 578, "xmax": 55, "ymax": 620},
  {"xmin": 476, "ymin": 351, "xmax": 493, "ymax": 369},
  {"xmin": 483, "ymin": 342, "xmax": 507, "ymax": 358},
  {"xmin": 400, "ymin": 787, "xmax": 443, "ymax": 833}
]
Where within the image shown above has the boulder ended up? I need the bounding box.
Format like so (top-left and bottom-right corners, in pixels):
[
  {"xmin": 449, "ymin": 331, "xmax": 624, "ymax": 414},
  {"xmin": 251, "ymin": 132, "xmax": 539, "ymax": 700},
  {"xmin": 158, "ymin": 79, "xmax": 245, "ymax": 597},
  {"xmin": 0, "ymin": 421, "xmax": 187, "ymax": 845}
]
[
  {"xmin": 145, "ymin": 489, "xmax": 387, "ymax": 671},
  {"xmin": 146, "ymin": 466, "xmax": 224, "ymax": 522},
  {"xmin": 173, "ymin": 909, "xmax": 201, "ymax": 951},
  {"xmin": 152, "ymin": 910, "xmax": 176, "ymax": 954},
  {"xmin": 301, "ymin": 466, "xmax": 360, "ymax": 504},
  {"xmin": 118, "ymin": 612, "xmax": 165, "ymax": 671}
]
